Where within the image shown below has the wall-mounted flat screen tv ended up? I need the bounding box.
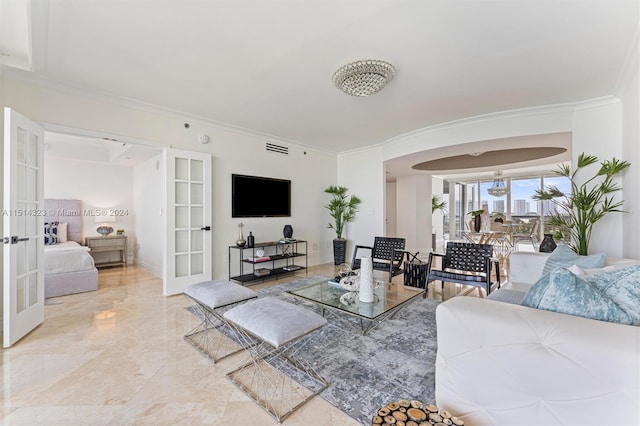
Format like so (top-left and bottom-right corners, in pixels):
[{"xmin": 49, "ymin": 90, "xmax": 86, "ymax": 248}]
[{"xmin": 232, "ymin": 174, "xmax": 291, "ymax": 218}]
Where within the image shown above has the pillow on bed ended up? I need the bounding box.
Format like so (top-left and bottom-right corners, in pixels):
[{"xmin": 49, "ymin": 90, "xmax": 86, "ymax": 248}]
[
  {"xmin": 57, "ymin": 222, "xmax": 68, "ymax": 243},
  {"xmin": 44, "ymin": 222, "xmax": 58, "ymax": 245}
]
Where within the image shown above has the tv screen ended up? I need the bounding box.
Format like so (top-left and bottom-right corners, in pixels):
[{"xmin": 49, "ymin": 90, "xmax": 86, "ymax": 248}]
[{"xmin": 232, "ymin": 174, "xmax": 291, "ymax": 218}]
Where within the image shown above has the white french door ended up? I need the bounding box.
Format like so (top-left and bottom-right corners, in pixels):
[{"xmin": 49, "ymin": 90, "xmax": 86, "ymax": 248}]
[
  {"xmin": 163, "ymin": 148, "xmax": 212, "ymax": 296},
  {"xmin": 3, "ymin": 108, "xmax": 45, "ymax": 347}
]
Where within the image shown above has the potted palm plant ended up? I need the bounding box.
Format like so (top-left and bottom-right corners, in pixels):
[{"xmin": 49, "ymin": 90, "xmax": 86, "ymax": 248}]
[
  {"xmin": 432, "ymin": 195, "xmax": 447, "ymax": 249},
  {"xmin": 533, "ymin": 153, "xmax": 630, "ymax": 255},
  {"xmin": 467, "ymin": 209, "xmax": 484, "ymax": 232},
  {"xmin": 324, "ymin": 185, "xmax": 361, "ymax": 265}
]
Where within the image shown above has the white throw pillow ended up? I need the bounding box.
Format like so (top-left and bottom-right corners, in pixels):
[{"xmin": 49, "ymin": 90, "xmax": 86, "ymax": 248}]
[{"xmin": 57, "ymin": 222, "xmax": 68, "ymax": 243}]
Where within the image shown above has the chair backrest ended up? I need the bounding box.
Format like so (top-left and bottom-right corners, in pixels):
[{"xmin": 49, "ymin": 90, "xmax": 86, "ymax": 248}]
[
  {"xmin": 372, "ymin": 237, "xmax": 406, "ymax": 262},
  {"xmin": 529, "ymin": 220, "xmax": 540, "ymax": 236},
  {"xmin": 443, "ymin": 242, "xmax": 493, "ymax": 273}
]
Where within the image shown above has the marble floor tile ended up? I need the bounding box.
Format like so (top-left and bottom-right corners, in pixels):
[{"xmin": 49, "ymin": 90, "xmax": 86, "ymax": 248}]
[{"xmin": 1, "ymin": 262, "xmax": 488, "ymax": 425}]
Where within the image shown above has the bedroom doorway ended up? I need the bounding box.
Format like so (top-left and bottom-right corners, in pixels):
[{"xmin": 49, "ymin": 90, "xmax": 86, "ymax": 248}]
[
  {"xmin": 40, "ymin": 129, "xmax": 213, "ymax": 296},
  {"xmin": 3, "ymin": 108, "xmax": 46, "ymax": 347}
]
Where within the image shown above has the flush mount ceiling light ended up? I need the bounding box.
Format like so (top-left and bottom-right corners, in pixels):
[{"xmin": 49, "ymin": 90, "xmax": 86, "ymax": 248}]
[
  {"xmin": 487, "ymin": 171, "xmax": 509, "ymax": 197},
  {"xmin": 332, "ymin": 60, "xmax": 396, "ymax": 97}
]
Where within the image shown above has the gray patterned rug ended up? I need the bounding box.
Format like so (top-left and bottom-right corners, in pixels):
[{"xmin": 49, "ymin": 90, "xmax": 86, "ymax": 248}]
[{"xmin": 254, "ymin": 275, "xmax": 440, "ymax": 424}]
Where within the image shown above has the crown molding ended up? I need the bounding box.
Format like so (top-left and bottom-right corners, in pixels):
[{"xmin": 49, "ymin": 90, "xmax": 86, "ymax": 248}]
[{"xmin": 2, "ymin": 68, "xmax": 336, "ymax": 156}]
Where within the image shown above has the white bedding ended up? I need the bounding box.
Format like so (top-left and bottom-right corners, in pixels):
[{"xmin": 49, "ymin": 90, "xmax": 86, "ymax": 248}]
[{"xmin": 45, "ymin": 241, "xmax": 96, "ymax": 275}]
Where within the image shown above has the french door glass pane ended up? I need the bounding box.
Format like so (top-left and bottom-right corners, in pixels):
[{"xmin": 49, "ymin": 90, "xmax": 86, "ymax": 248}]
[
  {"xmin": 28, "ymin": 133, "xmax": 38, "ymax": 166},
  {"xmin": 29, "ymin": 273, "xmax": 38, "ymax": 307},
  {"xmin": 175, "ymin": 158, "xmax": 188, "ymax": 180},
  {"xmin": 175, "ymin": 254, "xmax": 189, "ymax": 277},
  {"xmin": 190, "ymin": 159, "xmax": 203, "ymax": 182},
  {"xmin": 175, "ymin": 206, "xmax": 189, "ymax": 228},
  {"xmin": 191, "ymin": 230, "xmax": 203, "ymax": 251},
  {"xmin": 190, "ymin": 183, "xmax": 203, "ymax": 205},
  {"xmin": 175, "ymin": 182, "xmax": 188, "ymax": 204},
  {"xmin": 191, "ymin": 253, "xmax": 203, "ymax": 275},
  {"xmin": 175, "ymin": 230, "xmax": 189, "ymax": 253},
  {"xmin": 17, "ymin": 277, "xmax": 25, "ymax": 313}
]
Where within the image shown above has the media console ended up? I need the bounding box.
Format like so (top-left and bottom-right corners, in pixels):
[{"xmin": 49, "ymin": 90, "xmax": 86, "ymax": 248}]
[{"xmin": 228, "ymin": 240, "xmax": 308, "ymax": 284}]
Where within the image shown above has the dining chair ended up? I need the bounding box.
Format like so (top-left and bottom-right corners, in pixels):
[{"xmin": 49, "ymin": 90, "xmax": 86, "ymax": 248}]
[{"xmin": 512, "ymin": 220, "xmax": 540, "ymax": 251}]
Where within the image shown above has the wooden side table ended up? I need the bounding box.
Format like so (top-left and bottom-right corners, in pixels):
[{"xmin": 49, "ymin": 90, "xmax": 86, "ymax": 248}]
[{"xmin": 86, "ymin": 235, "xmax": 127, "ymax": 268}]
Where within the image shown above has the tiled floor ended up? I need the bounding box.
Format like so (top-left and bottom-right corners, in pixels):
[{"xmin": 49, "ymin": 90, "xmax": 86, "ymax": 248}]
[{"xmin": 0, "ymin": 255, "xmax": 510, "ymax": 425}]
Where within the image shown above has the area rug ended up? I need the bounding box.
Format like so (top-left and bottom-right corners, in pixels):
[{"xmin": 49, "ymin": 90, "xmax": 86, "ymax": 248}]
[{"xmin": 188, "ymin": 276, "xmax": 439, "ymax": 424}]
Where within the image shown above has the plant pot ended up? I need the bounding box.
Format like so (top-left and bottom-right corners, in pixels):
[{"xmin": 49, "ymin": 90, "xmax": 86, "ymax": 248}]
[
  {"xmin": 539, "ymin": 234, "xmax": 557, "ymax": 253},
  {"xmin": 333, "ymin": 238, "xmax": 347, "ymax": 265},
  {"xmin": 473, "ymin": 215, "xmax": 482, "ymax": 232}
]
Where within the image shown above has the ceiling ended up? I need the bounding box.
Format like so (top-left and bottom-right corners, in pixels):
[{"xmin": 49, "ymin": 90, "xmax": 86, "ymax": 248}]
[
  {"xmin": 1, "ymin": 0, "xmax": 638, "ymax": 167},
  {"xmin": 44, "ymin": 132, "xmax": 161, "ymax": 167}
]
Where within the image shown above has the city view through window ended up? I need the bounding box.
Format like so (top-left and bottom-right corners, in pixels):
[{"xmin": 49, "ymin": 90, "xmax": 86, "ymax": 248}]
[{"xmin": 443, "ymin": 174, "xmax": 571, "ymax": 240}]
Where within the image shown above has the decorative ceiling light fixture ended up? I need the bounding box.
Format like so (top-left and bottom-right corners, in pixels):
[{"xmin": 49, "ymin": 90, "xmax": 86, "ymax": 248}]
[
  {"xmin": 332, "ymin": 60, "xmax": 396, "ymax": 97},
  {"xmin": 487, "ymin": 171, "xmax": 509, "ymax": 197}
]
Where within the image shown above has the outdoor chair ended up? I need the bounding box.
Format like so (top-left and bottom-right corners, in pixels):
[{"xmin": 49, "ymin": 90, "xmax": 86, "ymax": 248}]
[
  {"xmin": 351, "ymin": 236, "xmax": 407, "ymax": 282},
  {"xmin": 425, "ymin": 241, "xmax": 500, "ymax": 298},
  {"xmin": 512, "ymin": 219, "xmax": 540, "ymax": 251}
]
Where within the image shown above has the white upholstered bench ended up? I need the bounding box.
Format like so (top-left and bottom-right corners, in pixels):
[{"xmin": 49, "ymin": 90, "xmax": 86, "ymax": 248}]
[
  {"xmin": 223, "ymin": 296, "xmax": 329, "ymax": 423},
  {"xmin": 183, "ymin": 279, "xmax": 257, "ymax": 363}
]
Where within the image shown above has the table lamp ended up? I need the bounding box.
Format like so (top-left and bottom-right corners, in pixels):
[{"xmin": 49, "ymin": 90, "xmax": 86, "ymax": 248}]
[{"xmin": 96, "ymin": 215, "xmax": 116, "ymax": 236}]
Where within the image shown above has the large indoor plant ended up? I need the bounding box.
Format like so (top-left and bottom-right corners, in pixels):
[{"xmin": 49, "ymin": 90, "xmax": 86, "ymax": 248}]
[
  {"xmin": 324, "ymin": 185, "xmax": 361, "ymax": 265},
  {"xmin": 432, "ymin": 195, "xmax": 447, "ymax": 249},
  {"xmin": 533, "ymin": 153, "xmax": 630, "ymax": 255}
]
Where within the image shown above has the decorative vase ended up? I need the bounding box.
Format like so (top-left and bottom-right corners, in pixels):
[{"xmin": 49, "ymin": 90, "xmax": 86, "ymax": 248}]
[
  {"xmin": 236, "ymin": 223, "xmax": 246, "ymax": 247},
  {"xmin": 539, "ymin": 234, "xmax": 557, "ymax": 253},
  {"xmin": 333, "ymin": 239, "xmax": 347, "ymax": 265},
  {"xmin": 283, "ymin": 224, "xmax": 293, "ymax": 239},
  {"xmin": 473, "ymin": 215, "xmax": 482, "ymax": 232},
  {"xmin": 358, "ymin": 256, "xmax": 374, "ymax": 303},
  {"xmin": 247, "ymin": 232, "xmax": 254, "ymax": 248}
]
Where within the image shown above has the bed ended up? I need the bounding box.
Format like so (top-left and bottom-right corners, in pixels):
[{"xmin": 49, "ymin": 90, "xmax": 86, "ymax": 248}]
[{"xmin": 44, "ymin": 199, "xmax": 99, "ymax": 298}]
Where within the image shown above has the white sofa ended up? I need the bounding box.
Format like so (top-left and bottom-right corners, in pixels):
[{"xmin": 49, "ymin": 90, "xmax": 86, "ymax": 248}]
[{"xmin": 435, "ymin": 251, "xmax": 640, "ymax": 425}]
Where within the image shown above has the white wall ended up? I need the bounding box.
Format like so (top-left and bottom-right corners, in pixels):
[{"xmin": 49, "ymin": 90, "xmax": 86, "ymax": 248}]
[
  {"xmin": 132, "ymin": 153, "xmax": 164, "ymax": 276},
  {"xmin": 2, "ymin": 76, "xmax": 338, "ymax": 281},
  {"xmin": 621, "ymin": 40, "xmax": 640, "ymax": 259},
  {"xmin": 572, "ymin": 99, "xmax": 624, "ymax": 257},
  {"xmin": 337, "ymin": 147, "xmax": 384, "ymax": 260},
  {"xmin": 44, "ymin": 154, "xmax": 136, "ymax": 253},
  {"xmin": 396, "ymin": 175, "xmax": 431, "ymax": 254},
  {"xmin": 385, "ymin": 182, "xmax": 396, "ymax": 236}
]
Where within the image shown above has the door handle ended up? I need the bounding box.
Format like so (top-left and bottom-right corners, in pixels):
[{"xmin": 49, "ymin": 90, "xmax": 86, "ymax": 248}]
[
  {"xmin": 3, "ymin": 236, "xmax": 29, "ymax": 244},
  {"xmin": 201, "ymin": 226, "xmax": 211, "ymax": 231}
]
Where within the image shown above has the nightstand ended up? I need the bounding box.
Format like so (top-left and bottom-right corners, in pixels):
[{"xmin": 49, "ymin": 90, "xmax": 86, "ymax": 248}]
[{"xmin": 85, "ymin": 235, "xmax": 127, "ymax": 268}]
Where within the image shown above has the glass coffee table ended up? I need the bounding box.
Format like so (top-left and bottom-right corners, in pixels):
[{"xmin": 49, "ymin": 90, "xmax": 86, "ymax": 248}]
[{"xmin": 287, "ymin": 278, "xmax": 425, "ymax": 335}]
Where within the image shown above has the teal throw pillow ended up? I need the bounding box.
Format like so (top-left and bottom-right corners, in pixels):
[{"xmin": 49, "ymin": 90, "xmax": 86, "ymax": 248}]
[
  {"xmin": 522, "ymin": 265, "xmax": 640, "ymax": 325},
  {"xmin": 541, "ymin": 243, "xmax": 606, "ymax": 276}
]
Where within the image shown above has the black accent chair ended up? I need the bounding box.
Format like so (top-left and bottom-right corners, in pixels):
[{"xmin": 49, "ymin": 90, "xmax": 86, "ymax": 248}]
[
  {"xmin": 424, "ymin": 242, "xmax": 500, "ymax": 298},
  {"xmin": 351, "ymin": 237, "xmax": 407, "ymax": 282}
]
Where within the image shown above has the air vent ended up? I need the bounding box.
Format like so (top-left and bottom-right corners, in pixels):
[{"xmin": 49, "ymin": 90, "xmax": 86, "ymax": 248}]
[{"xmin": 266, "ymin": 142, "xmax": 289, "ymax": 155}]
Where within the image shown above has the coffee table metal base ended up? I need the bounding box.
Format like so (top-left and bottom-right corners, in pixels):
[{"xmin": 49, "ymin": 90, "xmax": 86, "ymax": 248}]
[{"xmin": 316, "ymin": 296, "xmax": 420, "ymax": 335}]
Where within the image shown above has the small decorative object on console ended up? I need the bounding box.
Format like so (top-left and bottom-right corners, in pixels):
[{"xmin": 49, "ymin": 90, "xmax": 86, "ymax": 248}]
[
  {"xmin": 372, "ymin": 400, "xmax": 464, "ymax": 426},
  {"xmin": 254, "ymin": 268, "xmax": 270, "ymax": 277},
  {"xmin": 247, "ymin": 232, "xmax": 254, "ymax": 248},
  {"xmin": 236, "ymin": 223, "xmax": 246, "ymax": 247},
  {"xmin": 283, "ymin": 224, "xmax": 293, "ymax": 239}
]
